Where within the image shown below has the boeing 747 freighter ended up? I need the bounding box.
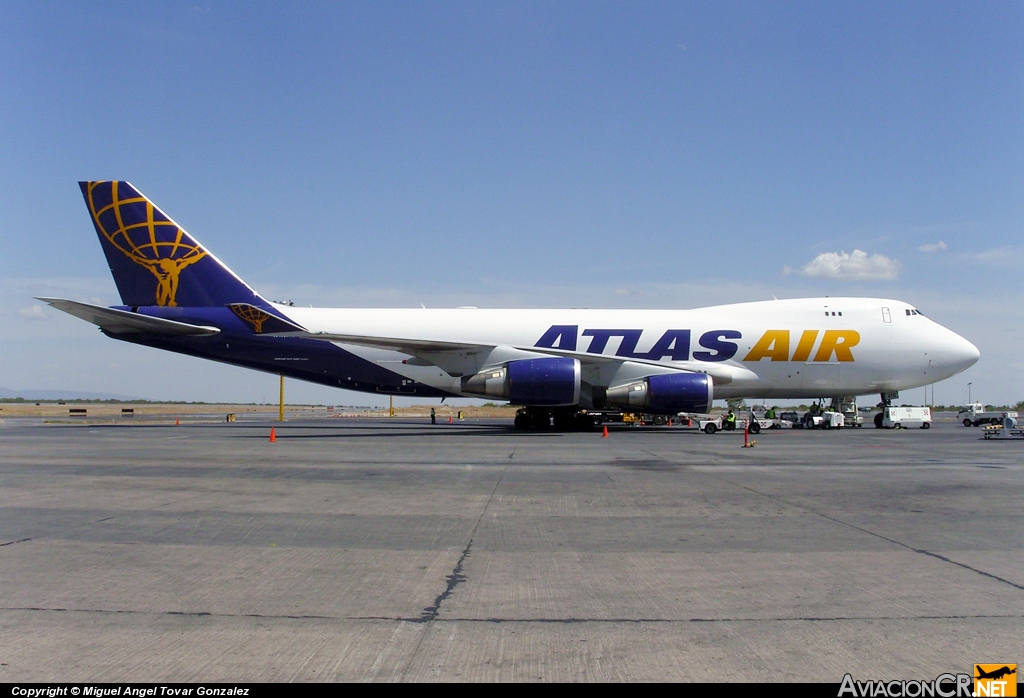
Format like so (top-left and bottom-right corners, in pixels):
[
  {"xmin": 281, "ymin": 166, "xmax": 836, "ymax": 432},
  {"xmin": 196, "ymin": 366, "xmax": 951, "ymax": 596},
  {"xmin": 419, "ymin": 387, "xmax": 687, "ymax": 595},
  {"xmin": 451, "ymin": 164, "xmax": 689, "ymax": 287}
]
[{"xmin": 42, "ymin": 181, "xmax": 980, "ymax": 429}]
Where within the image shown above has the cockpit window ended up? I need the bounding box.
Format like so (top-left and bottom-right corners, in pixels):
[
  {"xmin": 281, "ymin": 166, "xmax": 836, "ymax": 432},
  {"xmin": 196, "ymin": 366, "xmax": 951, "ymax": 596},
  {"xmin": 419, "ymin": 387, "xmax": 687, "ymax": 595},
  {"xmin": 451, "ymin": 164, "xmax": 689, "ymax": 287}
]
[{"xmin": 905, "ymin": 309, "xmax": 924, "ymax": 316}]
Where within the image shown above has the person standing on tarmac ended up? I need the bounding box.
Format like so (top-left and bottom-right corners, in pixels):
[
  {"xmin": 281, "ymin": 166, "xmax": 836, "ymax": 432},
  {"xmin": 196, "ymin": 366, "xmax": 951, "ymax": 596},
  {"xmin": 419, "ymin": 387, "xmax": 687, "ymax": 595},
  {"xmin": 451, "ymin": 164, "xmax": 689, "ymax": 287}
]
[{"xmin": 430, "ymin": 407, "xmax": 436, "ymax": 425}]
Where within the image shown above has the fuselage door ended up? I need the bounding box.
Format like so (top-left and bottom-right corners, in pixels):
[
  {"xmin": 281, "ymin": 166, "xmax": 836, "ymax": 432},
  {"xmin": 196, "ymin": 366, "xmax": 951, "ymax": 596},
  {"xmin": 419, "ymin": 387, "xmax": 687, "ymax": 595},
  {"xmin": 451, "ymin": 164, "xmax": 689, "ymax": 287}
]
[{"xmin": 881, "ymin": 307, "xmax": 892, "ymax": 323}]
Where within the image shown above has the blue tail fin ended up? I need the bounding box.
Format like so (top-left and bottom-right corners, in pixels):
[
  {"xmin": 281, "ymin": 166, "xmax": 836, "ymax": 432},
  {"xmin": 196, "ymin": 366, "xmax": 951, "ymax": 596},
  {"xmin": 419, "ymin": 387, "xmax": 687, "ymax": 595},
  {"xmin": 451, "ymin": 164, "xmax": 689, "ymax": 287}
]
[{"xmin": 80, "ymin": 181, "xmax": 267, "ymax": 308}]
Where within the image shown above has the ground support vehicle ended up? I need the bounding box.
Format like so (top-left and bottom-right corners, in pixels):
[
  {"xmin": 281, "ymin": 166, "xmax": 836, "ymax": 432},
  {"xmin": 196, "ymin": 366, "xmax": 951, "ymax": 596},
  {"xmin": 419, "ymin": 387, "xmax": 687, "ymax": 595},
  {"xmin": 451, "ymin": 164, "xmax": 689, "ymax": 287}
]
[
  {"xmin": 820, "ymin": 411, "xmax": 845, "ymax": 428},
  {"xmin": 780, "ymin": 411, "xmax": 802, "ymax": 428},
  {"xmin": 982, "ymin": 416, "xmax": 1024, "ymax": 439},
  {"xmin": 589, "ymin": 410, "xmax": 687, "ymax": 427},
  {"xmin": 802, "ymin": 411, "xmax": 844, "ymax": 428},
  {"xmin": 875, "ymin": 406, "xmax": 932, "ymax": 429},
  {"xmin": 783, "ymin": 408, "xmax": 843, "ymax": 429},
  {"xmin": 697, "ymin": 416, "xmax": 723, "ymax": 434},
  {"xmin": 829, "ymin": 397, "xmax": 863, "ymax": 427},
  {"xmin": 698, "ymin": 415, "xmax": 773, "ymax": 435},
  {"xmin": 958, "ymin": 403, "xmax": 1018, "ymax": 427}
]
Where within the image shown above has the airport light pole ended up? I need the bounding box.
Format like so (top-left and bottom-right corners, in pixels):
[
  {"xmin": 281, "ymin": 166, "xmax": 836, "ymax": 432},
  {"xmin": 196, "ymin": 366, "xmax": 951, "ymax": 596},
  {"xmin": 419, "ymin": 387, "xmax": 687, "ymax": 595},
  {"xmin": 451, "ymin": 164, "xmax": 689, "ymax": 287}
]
[
  {"xmin": 968, "ymin": 382, "xmax": 972, "ymax": 405},
  {"xmin": 279, "ymin": 374, "xmax": 285, "ymax": 422}
]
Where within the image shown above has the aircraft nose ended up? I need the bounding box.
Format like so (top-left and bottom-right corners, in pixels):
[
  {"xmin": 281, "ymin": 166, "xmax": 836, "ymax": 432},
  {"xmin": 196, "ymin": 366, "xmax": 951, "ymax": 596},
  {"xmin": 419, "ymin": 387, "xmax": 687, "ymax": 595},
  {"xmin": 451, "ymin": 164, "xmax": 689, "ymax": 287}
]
[{"xmin": 949, "ymin": 332, "xmax": 980, "ymax": 372}]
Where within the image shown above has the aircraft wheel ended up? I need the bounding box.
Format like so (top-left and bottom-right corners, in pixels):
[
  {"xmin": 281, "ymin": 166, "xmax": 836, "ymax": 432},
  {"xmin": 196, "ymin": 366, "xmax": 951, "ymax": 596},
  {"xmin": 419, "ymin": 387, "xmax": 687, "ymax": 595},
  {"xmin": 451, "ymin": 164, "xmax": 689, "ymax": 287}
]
[
  {"xmin": 552, "ymin": 411, "xmax": 573, "ymax": 431},
  {"xmin": 653, "ymin": 415, "xmax": 666, "ymax": 426},
  {"xmin": 573, "ymin": 413, "xmax": 595, "ymax": 431},
  {"xmin": 874, "ymin": 413, "xmax": 884, "ymax": 428},
  {"xmin": 748, "ymin": 422, "xmax": 761, "ymax": 435},
  {"xmin": 703, "ymin": 423, "xmax": 717, "ymax": 435},
  {"xmin": 514, "ymin": 413, "xmax": 530, "ymax": 430}
]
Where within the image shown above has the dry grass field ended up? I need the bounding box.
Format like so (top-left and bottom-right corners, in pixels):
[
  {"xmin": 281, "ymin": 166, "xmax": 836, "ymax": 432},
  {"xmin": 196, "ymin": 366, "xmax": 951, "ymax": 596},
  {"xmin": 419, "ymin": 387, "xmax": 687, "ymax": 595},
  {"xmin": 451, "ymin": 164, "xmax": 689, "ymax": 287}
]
[{"xmin": 0, "ymin": 401, "xmax": 519, "ymax": 422}]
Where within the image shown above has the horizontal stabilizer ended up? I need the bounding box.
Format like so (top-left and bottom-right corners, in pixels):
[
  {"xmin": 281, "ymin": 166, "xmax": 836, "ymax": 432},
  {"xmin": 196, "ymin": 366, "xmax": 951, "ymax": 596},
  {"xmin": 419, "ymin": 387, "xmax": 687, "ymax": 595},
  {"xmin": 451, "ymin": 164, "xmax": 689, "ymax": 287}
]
[{"xmin": 38, "ymin": 298, "xmax": 221, "ymax": 336}]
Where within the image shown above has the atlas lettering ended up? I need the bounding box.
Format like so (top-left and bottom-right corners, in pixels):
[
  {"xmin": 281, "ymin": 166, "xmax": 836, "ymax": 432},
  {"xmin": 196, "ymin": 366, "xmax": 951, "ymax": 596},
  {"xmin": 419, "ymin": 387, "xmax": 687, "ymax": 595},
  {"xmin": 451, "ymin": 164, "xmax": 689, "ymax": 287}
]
[
  {"xmin": 536, "ymin": 326, "xmax": 859, "ymax": 362},
  {"xmin": 535, "ymin": 326, "xmax": 736, "ymax": 362}
]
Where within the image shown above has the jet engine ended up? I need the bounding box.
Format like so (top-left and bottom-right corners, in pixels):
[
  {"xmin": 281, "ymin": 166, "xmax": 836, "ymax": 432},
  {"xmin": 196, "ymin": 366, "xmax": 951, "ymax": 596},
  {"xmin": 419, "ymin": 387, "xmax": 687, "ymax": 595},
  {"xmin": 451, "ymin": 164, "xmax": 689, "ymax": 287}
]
[
  {"xmin": 604, "ymin": 372, "xmax": 713, "ymax": 414},
  {"xmin": 461, "ymin": 357, "xmax": 581, "ymax": 406}
]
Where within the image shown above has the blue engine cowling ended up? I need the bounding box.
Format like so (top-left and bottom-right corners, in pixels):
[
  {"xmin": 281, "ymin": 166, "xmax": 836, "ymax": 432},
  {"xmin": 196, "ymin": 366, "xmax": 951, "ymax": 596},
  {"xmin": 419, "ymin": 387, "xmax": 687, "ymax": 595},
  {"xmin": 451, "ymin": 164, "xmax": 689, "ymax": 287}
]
[
  {"xmin": 461, "ymin": 357, "xmax": 581, "ymax": 406},
  {"xmin": 648, "ymin": 372, "xmax": 713, "ymax": 413},
  {"xmin": 508, "ymin": 357, "xmax": 581, "ymax": 406},
  {"xmin": 605, "ymin": 372, "xmax": 713, "ymax": 414}
]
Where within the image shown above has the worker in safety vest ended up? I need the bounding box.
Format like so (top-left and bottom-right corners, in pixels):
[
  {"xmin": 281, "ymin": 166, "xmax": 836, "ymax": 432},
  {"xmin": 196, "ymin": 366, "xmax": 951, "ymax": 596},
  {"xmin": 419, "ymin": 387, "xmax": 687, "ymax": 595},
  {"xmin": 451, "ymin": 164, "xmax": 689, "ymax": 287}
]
[{"xmin": 724, "ymin": 410, "xmax": 737, "ymax": 431}]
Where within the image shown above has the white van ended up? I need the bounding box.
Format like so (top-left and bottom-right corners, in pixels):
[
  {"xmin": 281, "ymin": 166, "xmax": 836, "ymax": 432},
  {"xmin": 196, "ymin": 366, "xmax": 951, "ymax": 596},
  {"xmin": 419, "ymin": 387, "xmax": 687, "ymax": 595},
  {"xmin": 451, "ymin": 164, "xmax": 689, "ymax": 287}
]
[{"xmin": 880, "ymin": 406, "xmax": 931, "ymax": 429}]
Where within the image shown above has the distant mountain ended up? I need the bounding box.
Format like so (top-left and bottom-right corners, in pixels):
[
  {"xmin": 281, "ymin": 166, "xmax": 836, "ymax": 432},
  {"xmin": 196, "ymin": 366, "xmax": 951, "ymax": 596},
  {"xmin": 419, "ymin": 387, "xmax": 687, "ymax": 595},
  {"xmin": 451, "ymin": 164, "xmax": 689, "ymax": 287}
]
[{"xmin": 0, "ymin": 387, "xmax": 143, "ymax": 401}]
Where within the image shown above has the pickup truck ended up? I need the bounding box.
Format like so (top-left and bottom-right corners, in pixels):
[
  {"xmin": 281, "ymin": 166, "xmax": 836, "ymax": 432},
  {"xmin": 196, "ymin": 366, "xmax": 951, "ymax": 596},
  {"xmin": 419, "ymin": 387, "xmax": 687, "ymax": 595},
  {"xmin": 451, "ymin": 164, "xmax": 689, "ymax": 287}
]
[{"xmin": 957, "ymin": 403, "xmax": 1018, "ymax": 427}]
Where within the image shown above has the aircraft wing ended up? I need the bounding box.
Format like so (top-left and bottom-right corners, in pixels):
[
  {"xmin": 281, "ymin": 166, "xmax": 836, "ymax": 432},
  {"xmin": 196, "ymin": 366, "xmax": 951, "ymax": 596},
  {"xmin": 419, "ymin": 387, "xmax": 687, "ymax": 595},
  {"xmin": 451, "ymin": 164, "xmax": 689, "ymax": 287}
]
[
  {"xmin": 38, "ymin": 298, "xmax": 221, "ymax": 336},
  {"xmin": 268, "ymin": 330, "xmax": 487, "ymax": 354}
]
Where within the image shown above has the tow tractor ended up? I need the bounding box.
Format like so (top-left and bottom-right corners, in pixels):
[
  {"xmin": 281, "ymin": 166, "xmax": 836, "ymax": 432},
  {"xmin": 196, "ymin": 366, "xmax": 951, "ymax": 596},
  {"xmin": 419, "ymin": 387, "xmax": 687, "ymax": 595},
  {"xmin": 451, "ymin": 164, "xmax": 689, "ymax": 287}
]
[{"xmin": 696, "ymin": 411, "xmax": 775, "ymax": 435}]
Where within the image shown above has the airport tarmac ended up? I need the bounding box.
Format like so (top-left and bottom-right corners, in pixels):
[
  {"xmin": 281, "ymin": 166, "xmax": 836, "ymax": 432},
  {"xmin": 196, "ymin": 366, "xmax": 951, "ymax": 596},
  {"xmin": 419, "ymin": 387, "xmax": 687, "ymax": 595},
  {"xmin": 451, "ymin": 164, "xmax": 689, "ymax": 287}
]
[{"xmin": 0, "ymin": 414, "xmax": 1021, "ymax": 682}]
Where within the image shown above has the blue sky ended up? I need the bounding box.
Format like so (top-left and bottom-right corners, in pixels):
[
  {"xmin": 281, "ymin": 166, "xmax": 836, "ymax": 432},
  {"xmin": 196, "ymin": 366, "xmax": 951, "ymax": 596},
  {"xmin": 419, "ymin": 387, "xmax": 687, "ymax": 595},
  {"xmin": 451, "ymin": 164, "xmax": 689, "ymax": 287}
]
[{"xmin": 1, "ymin": 1, "xmax": 1021, "ymax": 406}]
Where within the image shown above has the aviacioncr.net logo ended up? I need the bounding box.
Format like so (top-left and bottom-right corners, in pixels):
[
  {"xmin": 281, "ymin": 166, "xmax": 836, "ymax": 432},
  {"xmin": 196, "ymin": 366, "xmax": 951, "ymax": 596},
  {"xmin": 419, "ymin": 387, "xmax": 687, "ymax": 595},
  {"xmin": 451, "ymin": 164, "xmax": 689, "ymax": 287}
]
[{"xmin": 838, "ymin": 673, "xmax": 973, "ymax": 698}]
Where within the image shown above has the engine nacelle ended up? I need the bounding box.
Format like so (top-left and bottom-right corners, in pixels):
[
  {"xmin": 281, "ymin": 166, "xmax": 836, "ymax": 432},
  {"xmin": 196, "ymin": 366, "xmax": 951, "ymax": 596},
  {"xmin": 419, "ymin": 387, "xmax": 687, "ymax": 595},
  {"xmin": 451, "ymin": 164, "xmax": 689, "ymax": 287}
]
[
  {"xmin": 605, "ymin": 372, "xmax": 713, "ymax": 414},
  {"xmin": 461, "ymin": 357, "xmax": 581, "ymax": 406}
]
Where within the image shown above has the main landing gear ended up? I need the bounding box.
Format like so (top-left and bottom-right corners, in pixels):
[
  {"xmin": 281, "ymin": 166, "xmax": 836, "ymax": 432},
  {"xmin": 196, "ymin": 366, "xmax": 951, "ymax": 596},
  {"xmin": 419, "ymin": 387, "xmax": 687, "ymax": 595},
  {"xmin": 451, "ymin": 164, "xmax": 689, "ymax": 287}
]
[{"xmin": 514, "ymin": 408, "xmax": 596, "ymax": 431}]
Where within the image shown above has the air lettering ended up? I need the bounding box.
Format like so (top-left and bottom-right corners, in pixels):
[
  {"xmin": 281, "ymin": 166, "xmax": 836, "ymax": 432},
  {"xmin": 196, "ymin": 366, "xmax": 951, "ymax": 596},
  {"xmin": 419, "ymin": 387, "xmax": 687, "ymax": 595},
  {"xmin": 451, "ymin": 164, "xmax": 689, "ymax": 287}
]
[
  {"xmin": 813, "ymin": 329, "xmax": 860, "ymax": 362},
  {"xmin": 743, "ymin": 330, "xmax": 790, "ymax": 362},
  {"xmin": 533, "ymin": 326, "xmax": 858, "ymax": 362}
]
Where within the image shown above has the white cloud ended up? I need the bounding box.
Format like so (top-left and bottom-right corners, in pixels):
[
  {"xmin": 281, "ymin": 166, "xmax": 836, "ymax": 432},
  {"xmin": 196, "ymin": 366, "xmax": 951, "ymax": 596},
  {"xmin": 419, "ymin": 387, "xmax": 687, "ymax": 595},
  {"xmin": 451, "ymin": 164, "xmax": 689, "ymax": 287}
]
[
  {"xmin": 17, "ymin": 305, "xmax": 49, "ymax": 320},
  {"xmin": 918, "ymin": 241, "xmax": 948, "ymax": 252},
  {"xmin": 795, "ymin": 250, "xmax": 901, "ymax": 281},
  {"xmin": 973, "ymin": 246, "xmax": 1022, "ymax": 267}
]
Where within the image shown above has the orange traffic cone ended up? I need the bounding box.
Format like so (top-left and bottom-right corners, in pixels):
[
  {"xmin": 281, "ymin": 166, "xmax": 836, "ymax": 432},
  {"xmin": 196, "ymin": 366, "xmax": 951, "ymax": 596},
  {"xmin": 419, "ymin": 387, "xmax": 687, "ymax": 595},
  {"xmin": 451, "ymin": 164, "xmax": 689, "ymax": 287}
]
[
  {"xmin": 602, "ymin": 425, "xmax": 609, "ymax": 438},
  {"xmin": 175, "ymin": 417, "xmax": 180, "ymax": 426},
  {"xmin": 448, "ymin": 416, "xmax": 452, "ymax": 424},
  {"xmin": 269, "ymin": 427, "xmax": 276, "ymax": 442}
]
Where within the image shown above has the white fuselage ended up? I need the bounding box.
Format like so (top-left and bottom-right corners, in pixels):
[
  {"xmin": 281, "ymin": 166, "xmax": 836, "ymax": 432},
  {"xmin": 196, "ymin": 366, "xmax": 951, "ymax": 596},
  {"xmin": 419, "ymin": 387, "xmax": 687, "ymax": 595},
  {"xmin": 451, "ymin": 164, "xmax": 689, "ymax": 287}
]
[{"xmin": 276, "ymin": 297, "xmax": 979, "ymax": 402}]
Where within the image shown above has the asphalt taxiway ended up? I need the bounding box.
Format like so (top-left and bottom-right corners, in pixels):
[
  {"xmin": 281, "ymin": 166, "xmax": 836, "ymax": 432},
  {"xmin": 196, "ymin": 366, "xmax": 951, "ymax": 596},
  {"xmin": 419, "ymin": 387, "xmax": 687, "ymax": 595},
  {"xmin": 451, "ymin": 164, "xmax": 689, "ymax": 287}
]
[{"xmin": 0, "ymin": 415, "xmax": 1021, "ymax": 681}]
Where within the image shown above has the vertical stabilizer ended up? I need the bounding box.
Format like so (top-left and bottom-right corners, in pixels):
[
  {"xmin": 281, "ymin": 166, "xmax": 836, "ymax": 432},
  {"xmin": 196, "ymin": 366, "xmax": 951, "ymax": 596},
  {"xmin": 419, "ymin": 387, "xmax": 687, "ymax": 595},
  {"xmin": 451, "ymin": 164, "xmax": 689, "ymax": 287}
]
[{"xmin": 80, "ymin": 181, "xmax": 267, "ymax": 308}]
